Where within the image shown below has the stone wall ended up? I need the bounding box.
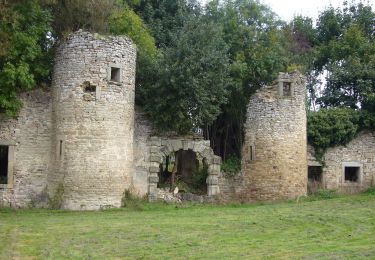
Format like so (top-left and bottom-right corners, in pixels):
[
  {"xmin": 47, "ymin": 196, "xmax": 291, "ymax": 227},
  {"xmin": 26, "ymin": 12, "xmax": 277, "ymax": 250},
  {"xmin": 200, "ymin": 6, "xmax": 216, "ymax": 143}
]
[
  {"xmin": 240, "ymin": 72, "xmax": 307, "ymax": 201},
  {"xmin": 133, "ymin": 107, "xmax": 152, "ymax": 196},
  {"xmin": 50, "ymin": 30, "xmax": 136, "ymax": 210},
  {"xmin": 0, "ymin": 89, "xmax": 52, "ymax": 207},
  {"xmin": 308, "ymin": 131, "xmax": 375, "ymax": 193}
]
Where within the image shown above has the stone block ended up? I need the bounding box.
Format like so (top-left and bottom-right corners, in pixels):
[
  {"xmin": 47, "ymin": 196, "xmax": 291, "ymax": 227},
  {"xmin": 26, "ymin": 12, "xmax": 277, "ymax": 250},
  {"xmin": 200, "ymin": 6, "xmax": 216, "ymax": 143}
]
[
  {"xmin": 213, "ymin": 156, "xmax": 222, "ymax": 165},
  {"xmin": 182, "ymin": 140, "xmax": 189, "ymax": 150},
  {"xmin": 149, "ymin": 136, "xmax": 161, "ymax": 146},
  {"xmin": 207, "ymin": 185, "xmax": 220, "ymax": 196},
  {"xmin": 170, "ymin": 140, "xmax": 182, "ymax": 151},
  {"xmin": 206, "ymin": 175, "xmax": 219, "ymax": 185},
  {"xmin": 149, "ymin": 166, "xmax": 160, "ymax": 174},
  {"xmin": 150, "ymin": 146, "xmax": 160, "ymax": 154},
  {"xmin": 150, "ymin": 155, "xmax": 162, "ymax": 163},
  {"xmin": 149, "ymin": 175, "xmax": 159, "ymax": 184},
  {"xmin": 209, "ymin": 164, "xmax": 220, "ymax": 173}
]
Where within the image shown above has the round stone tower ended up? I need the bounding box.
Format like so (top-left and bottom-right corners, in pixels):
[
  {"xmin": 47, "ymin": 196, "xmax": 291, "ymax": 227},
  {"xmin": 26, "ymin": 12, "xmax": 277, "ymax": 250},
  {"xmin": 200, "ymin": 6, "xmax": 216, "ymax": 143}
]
[
  {"xmin": 49, "ymin": 30, "xmax": 136, "ymax": 210},
  {"xmin": 242, "ymin": 72, "xmax": 307, "ymax": 201}
]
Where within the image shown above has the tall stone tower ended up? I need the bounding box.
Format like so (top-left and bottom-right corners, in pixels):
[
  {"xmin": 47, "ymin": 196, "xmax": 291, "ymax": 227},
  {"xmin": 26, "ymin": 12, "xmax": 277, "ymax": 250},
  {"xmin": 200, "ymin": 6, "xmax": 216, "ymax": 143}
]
[
  {"xmin": 242, "ymin": 72, "xmax": 307, "ymax": 201},
  {"xmin": 49, "ymin": 31, "xmax": 136, "ymax": 210}
]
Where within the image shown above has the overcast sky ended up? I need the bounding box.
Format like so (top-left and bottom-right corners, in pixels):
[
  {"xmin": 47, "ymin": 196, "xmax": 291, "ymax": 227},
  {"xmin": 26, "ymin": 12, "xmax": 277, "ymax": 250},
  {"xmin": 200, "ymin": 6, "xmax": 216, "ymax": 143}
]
[
  {"xmin": 200, "ymin": 0, "xmax": 375, "ymax": 22},
  {"xmin": 261, "ymin": 0, "xmax": 375, "ymax": 22}
]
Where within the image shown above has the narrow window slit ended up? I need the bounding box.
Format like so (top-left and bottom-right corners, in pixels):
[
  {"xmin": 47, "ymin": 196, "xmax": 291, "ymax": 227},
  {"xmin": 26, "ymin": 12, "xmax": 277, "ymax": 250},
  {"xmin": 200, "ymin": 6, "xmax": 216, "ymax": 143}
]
[{"xmin": 0, "ymin": 145, "xmax": 9, "ymax": 184}]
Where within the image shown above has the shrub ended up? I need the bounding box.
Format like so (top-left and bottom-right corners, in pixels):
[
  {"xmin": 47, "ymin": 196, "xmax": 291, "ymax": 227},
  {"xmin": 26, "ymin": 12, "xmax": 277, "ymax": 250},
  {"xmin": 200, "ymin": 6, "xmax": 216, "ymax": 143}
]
[
  {"xmin": 302, "ymin": 189, "xmax": 338, "ymax": 202},
  {"xmin": 363, "ymin": 186, "xmax": 375, "ymax": 195},
  {"xmin": 49, "ymin": 183, "xmax": 64, "ymax": 209},
  {"xmin": 307, "ymin": 108, "xmax": 361, "ymax": 161},
  {"xmin": 221, "ymin": 155, "xmax": 241, "ymax": 177}
]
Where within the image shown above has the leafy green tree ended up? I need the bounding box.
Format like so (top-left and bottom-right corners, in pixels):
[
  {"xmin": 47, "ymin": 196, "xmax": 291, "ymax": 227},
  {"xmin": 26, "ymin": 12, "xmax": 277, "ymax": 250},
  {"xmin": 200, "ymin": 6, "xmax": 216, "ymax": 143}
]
[
  {"xmin": 203, "ymin": 0, "xmax": 292, "ymax": 158},
  {"xmin": 0, "ymin": 0, "xmax": 53, "ymax": 116},
  {"xmin": 305, "ymin": 2, "xmax": 375, "ymax": 159},
  {"xmin": 109, "ymin": 8, "xmax": 157, "ymax": 57},
  {"xmin": 312, "ymin": 2, "xmax": 375, "ymax": 110},
  {"xmin": 134, "ymin": 0, "xmax": 201, "ymax": 48},
  {"xmin": 142, "ymin": 18, "xmax": 231, "ymax": 133},
  {"xmin": 42, "ymin": 0, "xmax": 117, "ymax": 37}
]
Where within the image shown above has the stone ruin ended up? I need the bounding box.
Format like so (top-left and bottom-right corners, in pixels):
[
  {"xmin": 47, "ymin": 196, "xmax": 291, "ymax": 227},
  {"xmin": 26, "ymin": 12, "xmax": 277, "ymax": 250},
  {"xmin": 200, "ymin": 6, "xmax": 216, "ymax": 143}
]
[{"xmin": 0, "ymin": 31, "xmax": 374, "ymax": 209}]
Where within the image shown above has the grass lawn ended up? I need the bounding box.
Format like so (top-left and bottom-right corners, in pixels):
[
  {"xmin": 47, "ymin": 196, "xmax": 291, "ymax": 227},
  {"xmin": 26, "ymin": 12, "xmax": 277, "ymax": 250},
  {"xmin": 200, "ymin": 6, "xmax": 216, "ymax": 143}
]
[{"xmin": 1, "ymin": 192, "xmax": 375, "ymax": 259}]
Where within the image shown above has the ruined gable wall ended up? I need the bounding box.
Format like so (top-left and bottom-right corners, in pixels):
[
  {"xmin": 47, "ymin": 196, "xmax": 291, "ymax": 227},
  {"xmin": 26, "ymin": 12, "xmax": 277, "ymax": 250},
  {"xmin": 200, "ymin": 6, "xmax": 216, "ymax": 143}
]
[
  {"xmin": 240, "ymin": 72, "xmax": 307, "ymax": 201},
  {"xmin": 0, "ymin": 89, "xmax": 52, "ymax": 207},
  {"xmin": 50, "ymin": 31, "xmax": 136, "ymax": 210},
  {"xmin": 308, "ymin": 131, "xmax": 375, "ymax": 193}
]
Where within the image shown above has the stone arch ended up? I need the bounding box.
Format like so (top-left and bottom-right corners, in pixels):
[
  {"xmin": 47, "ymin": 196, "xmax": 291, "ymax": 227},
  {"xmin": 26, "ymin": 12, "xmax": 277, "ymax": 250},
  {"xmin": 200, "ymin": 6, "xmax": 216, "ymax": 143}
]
[{"xmin": 147, "ymin": 136, "xmax": 221, "ymax": 201}]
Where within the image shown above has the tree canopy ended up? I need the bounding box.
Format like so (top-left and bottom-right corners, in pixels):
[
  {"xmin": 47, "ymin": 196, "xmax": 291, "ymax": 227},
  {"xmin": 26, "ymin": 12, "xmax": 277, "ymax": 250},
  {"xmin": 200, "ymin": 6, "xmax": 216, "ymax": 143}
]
[{"xmin": 0, "ymin": 0, "xmax": 53, "ymax": 116}]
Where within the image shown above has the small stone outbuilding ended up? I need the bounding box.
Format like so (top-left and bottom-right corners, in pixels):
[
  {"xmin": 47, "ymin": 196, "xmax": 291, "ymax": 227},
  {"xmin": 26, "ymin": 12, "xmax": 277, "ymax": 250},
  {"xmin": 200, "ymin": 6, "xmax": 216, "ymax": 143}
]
[{"xmin": 308, "ymin": 131, "xmax": 375, "ymax": 193}]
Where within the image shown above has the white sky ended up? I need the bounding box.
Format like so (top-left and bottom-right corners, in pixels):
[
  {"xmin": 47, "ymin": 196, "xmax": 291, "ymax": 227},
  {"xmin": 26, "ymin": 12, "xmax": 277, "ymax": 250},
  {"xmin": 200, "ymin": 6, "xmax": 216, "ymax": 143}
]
[
  {"xmin": 200, "ymin": 0, "xmax": 375, "ymax": 22},
  {"xmin": 261, "ymin": 0, "xmax": 375, "ymax": 22}
]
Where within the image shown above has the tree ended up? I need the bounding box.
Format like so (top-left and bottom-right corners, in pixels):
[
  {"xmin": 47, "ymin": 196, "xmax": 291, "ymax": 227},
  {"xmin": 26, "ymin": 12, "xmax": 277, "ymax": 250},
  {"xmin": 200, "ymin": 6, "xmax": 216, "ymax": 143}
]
[
  {"xmin": 203, "ymin": 0, "xmax": 292, "ymax": 158},
  {"xmin": 305, "ymin": 2, "xmax": 375, "ymax": 158},
  {"xmin": 312, "ymin": 2, "xmax": 375, "ymax": 110},
  {"xmin": 141, "ymin": 17, "xmax": 231, "ymax": 133},
  {"xmin": 0, "ymin": 0, "xmax": 53, "ymax": 116},
  {"xmin": 42, "ymin": 0, "xmax": 117, "ymax": 37},
  {"xmin": 134, "ymin": 0, "xmax": 201, "ymax": 48}
]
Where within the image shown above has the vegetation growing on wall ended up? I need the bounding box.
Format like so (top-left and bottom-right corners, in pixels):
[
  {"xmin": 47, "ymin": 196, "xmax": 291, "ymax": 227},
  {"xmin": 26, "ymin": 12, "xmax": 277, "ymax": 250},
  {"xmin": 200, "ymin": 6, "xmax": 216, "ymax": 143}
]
[
  {"xmin": 307, "ymin": 108, "xmax": 361, "ymax": 161},
  {"xmin": 221, "ymin": 155, "xmax": 241, "ymax": 176}
]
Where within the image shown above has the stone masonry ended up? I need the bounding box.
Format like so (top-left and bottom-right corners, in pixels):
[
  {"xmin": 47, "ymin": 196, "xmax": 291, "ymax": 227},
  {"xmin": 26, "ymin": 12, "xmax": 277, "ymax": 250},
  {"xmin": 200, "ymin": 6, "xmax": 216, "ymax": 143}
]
[
  {"xmin": 240, "ymin": 72, "xmax": 307, "ymax": 201},
  {"xmin": 0, "ymin": 89, "xmax": 52, "ymax": 208},
  {"xmin": 308, "ymin": 131, "xmax": 375, "ymax": 193},
  {"xmin": 0, "ymin": 31, "xmax": 137, "ymax": 210},
  {"xmin": 49, "ymin": 31, "xmax": 136, "ymax": 210},
  {"xmin": 1, "ymin": 31, "xmax": 373, "ymax": 209}
]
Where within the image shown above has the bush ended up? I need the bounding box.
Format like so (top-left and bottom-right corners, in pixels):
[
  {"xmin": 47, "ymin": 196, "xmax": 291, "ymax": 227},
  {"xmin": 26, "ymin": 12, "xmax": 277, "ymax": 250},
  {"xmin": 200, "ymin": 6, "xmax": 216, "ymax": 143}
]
[
  {"xmin": 221, "ymin": 155, "xmax": 241, "ymax": 176},
  {"xmin": 302, "ymin": 189, "xmax": 338, "ymax": 202},
  {"xmin": 307, "ymin": 108, "xmax": 361, "ymax": 161},
  {"xmin": 48, "ymin": 183, "xmax": 64, "ymax": 209},
  {"xmin": 363, "ymin": 186, "xmax": 375, "ymax": 195}
]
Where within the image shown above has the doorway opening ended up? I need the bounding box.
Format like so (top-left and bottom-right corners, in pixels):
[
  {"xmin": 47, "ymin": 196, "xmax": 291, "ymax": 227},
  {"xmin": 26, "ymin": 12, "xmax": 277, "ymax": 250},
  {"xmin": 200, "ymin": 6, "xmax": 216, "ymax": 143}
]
[
  {"xmin": 158, "ymin": 149, "xmax": 208, "ymax": 195},
  {"xmin": 307, "ymin": 165, "xmax": 322, "ymax": 194}
]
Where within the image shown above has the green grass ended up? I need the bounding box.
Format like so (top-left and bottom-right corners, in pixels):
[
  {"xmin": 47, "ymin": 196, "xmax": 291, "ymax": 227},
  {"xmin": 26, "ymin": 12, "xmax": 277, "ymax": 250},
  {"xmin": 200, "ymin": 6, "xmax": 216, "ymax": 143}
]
[{"xmin": 1, "ymin": 193, "xmax": 375, "ymax": 259}]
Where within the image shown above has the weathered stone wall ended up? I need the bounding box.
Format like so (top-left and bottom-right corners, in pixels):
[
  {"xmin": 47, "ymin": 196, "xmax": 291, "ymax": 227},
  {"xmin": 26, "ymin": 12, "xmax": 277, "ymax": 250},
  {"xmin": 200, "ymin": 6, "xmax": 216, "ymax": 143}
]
[
  {"xmin": 133, "ymin": 107, "xmax": 152, "ymax": 196},
  {"xmin": 308, "ymin": 131, "xmax": 375, "ymax": 193},
  {"xmin": 50, "ymin": 31, "xmax": 136, "ymax": 210},
  {"xmin": 0, "ymin": 89, "xmax": 52, "ymax": 207},
  {"xmin": 240, "ymin": 72, "xmax": 307, "ymax": 201}
]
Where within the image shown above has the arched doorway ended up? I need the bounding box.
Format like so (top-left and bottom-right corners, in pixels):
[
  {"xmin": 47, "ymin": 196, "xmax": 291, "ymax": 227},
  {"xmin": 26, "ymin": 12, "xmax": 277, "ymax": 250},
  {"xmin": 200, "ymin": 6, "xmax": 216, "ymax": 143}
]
[{"xmin": 147, "ymin": 137, "xmax": 221, "ymax": 201}]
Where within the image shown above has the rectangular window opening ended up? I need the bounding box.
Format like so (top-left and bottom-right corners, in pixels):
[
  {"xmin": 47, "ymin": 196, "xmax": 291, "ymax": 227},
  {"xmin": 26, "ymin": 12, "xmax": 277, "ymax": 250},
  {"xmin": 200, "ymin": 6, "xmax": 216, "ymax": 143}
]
[
  {"xmin": 308, "ymin": 166, "xmax": 322, "ymax": 182},
  {"xmin": 0, "ymin": 145, "xmax": 9, "ymax": 184},
  {"xmin": 345, "ymin": 166, "xmax": 360, "ymax": 182},
  {"xmin": 283, "ymin": 82, "xmax": 291, "ymax": 96},
  {"xmin": 110, "ymin": 67, "xmax": 121, "ymax": 82}
]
